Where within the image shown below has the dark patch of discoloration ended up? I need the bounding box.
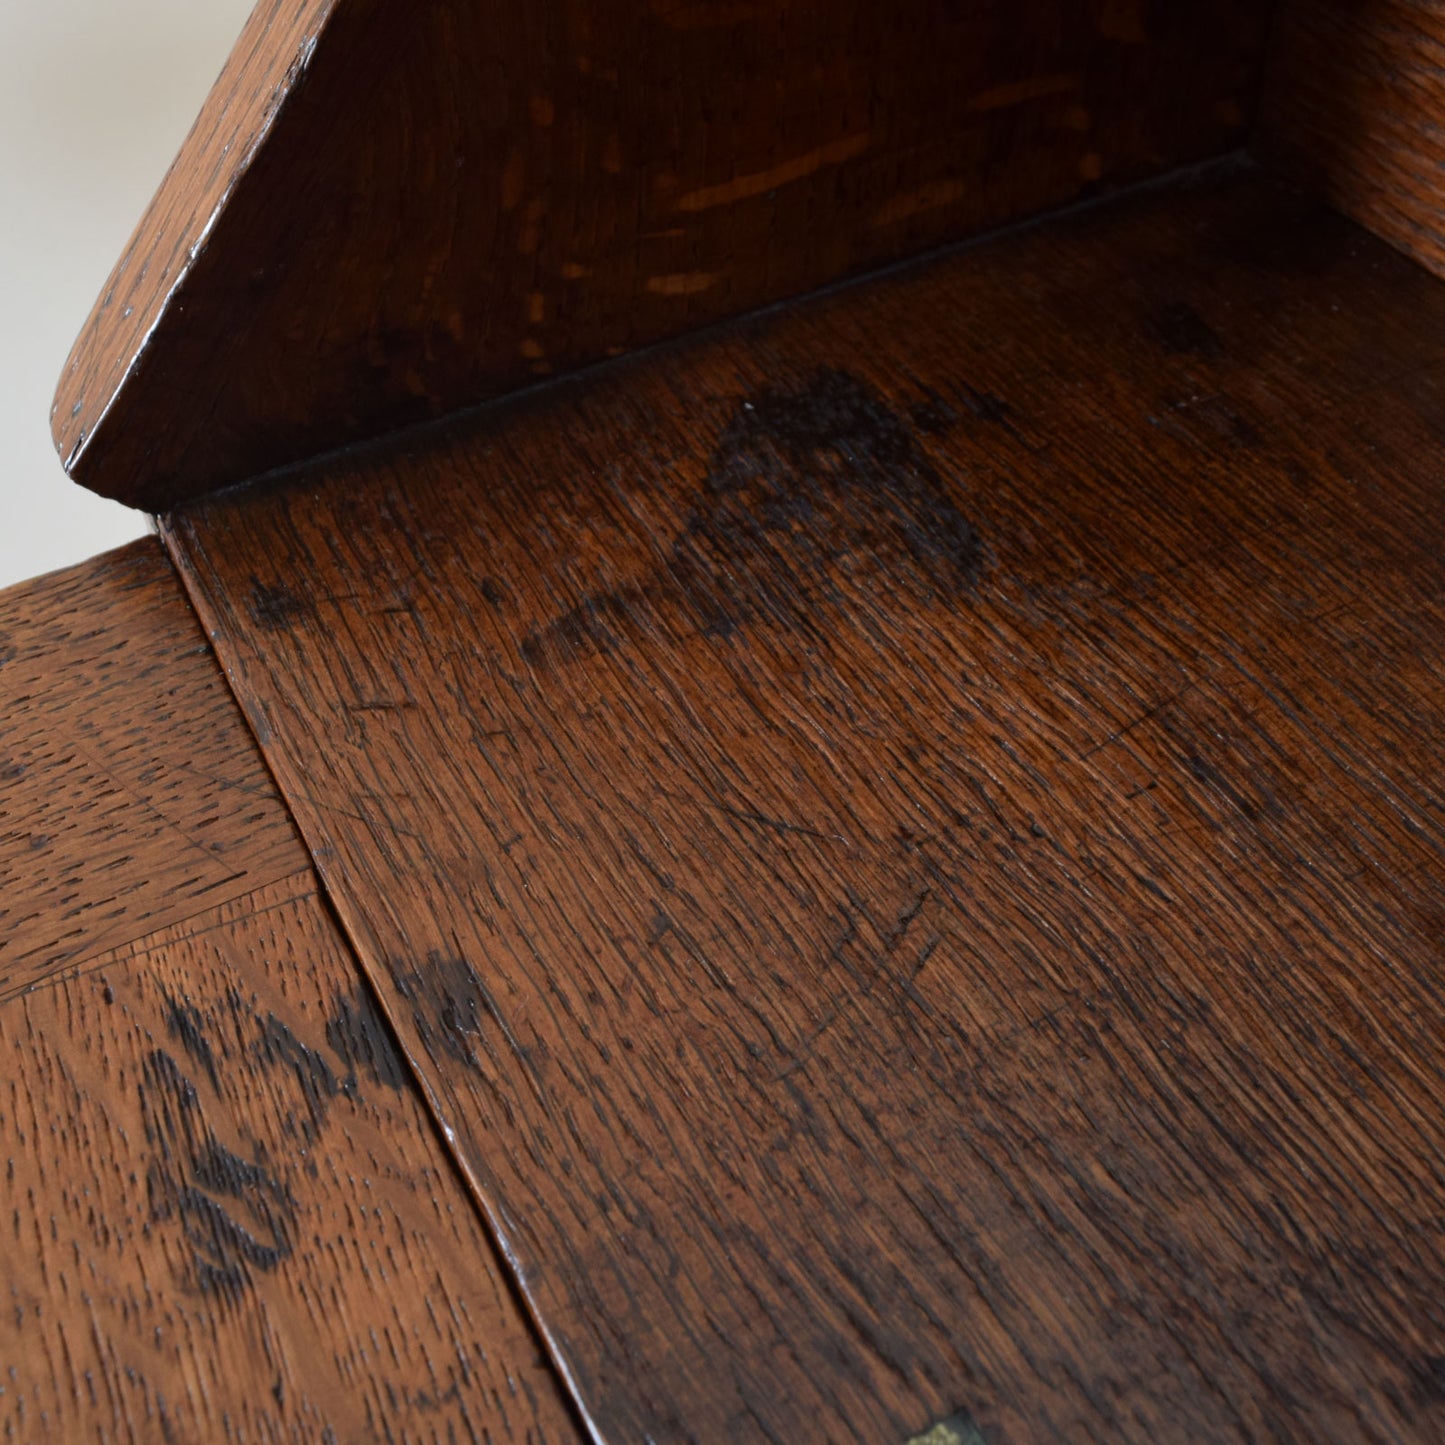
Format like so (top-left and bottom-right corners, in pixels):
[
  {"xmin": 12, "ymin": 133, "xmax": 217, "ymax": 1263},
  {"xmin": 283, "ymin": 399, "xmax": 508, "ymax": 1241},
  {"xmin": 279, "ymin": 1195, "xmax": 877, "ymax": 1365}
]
[
  {"xmin": 909, "ymin": 389, "xmax": 960, "ymax": 435},
  {"xmin": 247, "ymin": 577, "xmax": 314, "ymax": 632},
  {"xmin": 954, "ymin": 382, "xmax": 1013, "ymax": 426},
  {"xmin": 524, "ymin": 368, "xmax": 982, "ymax": 667},
  {"xmin": 1183, "ymin": 749, "xmax": 1284, "ymax": 825},
  {"xmin": 1191, "ymin": 396, "xmax": 1260, "ymax": 449},
  {"xmin": 326, "ymin": 983, "xmax": 408, "ymax": 1092},
  {"xmin": 1411, "ymin": 1355, "xmax": 1445, "ymax": 1405},
  {"xmin": 0, "ymin": 633, "xmax": 15, "ymax": 666},
  {"xmin": 394, "ymin": 952, "xmax": 486, "ymax": 1071},
  {"xmin": 1151, "ymin": 301, "xmax": 1224, "ymax": 358},
  {"xmin": 254, "ymin": 1014, "xmax": 349, "ymax": 1140},
  {"xmin": 685, "ymin": 366, "xmax": 982, "ymax": 602},
  {"xmin": 524, "ymin": 583, "xmax": 652, "ymax": 665},
  {"xmin": 164, "ymin": 991, "xmax": 220, "ymax": 1091},
  {"xmin": 139, "ymin": 1049, "xmax": 296, "ymax": 1298}
]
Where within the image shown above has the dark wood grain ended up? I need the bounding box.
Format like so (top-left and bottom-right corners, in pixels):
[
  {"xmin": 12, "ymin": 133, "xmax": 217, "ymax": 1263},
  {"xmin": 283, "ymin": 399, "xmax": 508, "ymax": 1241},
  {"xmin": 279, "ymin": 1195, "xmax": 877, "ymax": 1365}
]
[
  {"xmin": 167, "ymin": 168, "xmax": 1445, "ymax": 1443},
  {"xmin": 0, "ymin": 540, "xmax": 304, "ymax": 1002},
  {"xmin": 1260, "ymin": 0, "xmax": 1445, "ymax": 278},
  {"xmin": 55, "ymin": 0, "xmax": 1269, "ymax": 510},
  {"xmin": 0, "ymin": 542, "xmax": 580, "ymax": 1442}
]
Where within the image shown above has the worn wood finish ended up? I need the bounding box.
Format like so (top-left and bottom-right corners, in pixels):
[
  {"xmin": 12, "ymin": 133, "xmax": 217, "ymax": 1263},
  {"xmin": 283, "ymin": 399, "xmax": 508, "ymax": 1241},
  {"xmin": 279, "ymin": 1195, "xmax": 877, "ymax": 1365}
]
[
  {"xmin": 0, "ymin": 543, "xmax": 579, "ymax": 1443},
  {"xmin": 55, "ymin": 0, "xmax": 1268, "ymax": 510},
  {"xmin": 51, "ymin": 0, "xmax": 336, "ymax": 491},
  {"xmin": 1, "ymin": 878, "xmax": 580, "ymax": 1444},
  {"xmin": 1260, "ymin": 0, "xmax": 1445, "ymax": 278},
  {"xmin": 0, "ymin": 540, "xmax": 303, "ymax": 1003},
  {"xmin": 168, "ymin": 170, "xmax": 1445, "ymax": 1443}
]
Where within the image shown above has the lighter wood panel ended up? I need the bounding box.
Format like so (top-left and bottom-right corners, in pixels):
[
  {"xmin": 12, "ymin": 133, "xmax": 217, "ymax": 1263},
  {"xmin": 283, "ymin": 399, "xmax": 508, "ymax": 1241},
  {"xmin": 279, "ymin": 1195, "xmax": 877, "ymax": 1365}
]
[
  {"xmin": 0, "ymin": 542, "xmax": 579, "ymax": 1442},
  {"xmin": 1, "ymin": 876, "xmax": 578, "ymax": 1443}
]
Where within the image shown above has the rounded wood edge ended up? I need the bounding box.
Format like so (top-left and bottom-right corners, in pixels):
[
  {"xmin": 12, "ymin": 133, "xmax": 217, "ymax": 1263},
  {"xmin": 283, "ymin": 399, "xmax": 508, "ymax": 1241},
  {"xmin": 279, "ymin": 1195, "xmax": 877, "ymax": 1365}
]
[{"xmin": 50, "ymin": 0, "xmax": 341, "ymax": 504}]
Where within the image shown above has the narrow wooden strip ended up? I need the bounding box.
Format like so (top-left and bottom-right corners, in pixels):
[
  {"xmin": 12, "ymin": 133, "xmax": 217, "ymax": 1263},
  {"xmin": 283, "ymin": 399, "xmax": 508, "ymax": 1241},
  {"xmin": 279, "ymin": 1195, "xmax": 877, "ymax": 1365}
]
[
  {"xmin": 53, "ymin": 0, "xmax": 1269, "ymax": 509},
  {"xmin": 166, "ymin": 172, "xmax": 1445, "ymax": 1441}
]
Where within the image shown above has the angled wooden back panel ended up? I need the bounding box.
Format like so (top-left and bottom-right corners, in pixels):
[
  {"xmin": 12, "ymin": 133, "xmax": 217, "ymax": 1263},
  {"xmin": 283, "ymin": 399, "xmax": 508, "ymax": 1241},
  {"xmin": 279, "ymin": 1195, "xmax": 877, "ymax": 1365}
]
[{"xmin": 55, "ymin": 0, "xmax": 1269, "ymax": 509}]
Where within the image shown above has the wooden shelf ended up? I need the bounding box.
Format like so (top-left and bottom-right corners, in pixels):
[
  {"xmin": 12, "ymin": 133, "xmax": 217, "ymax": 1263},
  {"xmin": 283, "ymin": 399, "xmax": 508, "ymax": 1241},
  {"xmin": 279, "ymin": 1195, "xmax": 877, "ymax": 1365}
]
[
  {"xmin": 0, "ymin": 542, "xmax": 578, "ymax": 1442},
  {"xmin": 143, "ymin": 166, "xmax": 1445, "ymax": 1442}
]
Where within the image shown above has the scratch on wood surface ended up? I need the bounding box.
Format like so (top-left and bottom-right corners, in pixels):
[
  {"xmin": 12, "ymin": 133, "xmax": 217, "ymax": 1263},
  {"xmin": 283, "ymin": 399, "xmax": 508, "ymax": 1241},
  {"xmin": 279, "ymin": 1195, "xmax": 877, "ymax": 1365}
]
[
  {"xmin": 675, "ymin": 133, "xmax": 871, "ymax": 212},
  {"xmin": 968, "ymin": 73, "xmax": 1078, "ymax": 111},
  {"xmin": 645, "ymin": 271, "xmax": 723, "ymax": 296}
]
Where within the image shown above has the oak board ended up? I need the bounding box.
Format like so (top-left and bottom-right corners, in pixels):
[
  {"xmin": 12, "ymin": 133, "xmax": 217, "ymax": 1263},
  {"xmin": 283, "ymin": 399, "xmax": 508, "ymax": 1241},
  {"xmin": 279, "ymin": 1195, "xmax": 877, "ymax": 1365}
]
[
  {"xmin": 0, "ymin": 541, "xmax": 304, "ymax": 1004},
  {"xmin": 165, "ymin": 170, "xmax": 1445, "ymax": 1442},
  {"xmin": 0, "ymin": 542, "xmax": 579, "ymax": 1443},
  {"xmin": 1261, "ymin": 0, "xmax": 1445, "ymax": 280},
  {"xmin": 54, "ymin": 0, "xmax": 1269, "ymax": 509}
]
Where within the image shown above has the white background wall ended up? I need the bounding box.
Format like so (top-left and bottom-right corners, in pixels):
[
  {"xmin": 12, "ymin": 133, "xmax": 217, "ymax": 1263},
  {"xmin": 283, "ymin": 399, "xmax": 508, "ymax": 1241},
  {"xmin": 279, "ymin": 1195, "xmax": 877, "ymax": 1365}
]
[{"xmin": 0, "ymin": 0, "xmax": 254, "ymax": 588}]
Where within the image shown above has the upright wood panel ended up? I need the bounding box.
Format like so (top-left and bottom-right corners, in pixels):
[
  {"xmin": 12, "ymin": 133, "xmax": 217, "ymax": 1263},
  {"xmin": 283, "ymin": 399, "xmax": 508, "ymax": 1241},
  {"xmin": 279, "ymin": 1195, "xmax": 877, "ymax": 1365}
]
[
  {"xmin": 166, "ymin": 172, "xmax": 1445, "ymax": 1442},
  {"xmin": 55, "ymin": 0, "xmax": 1269, "ymax": 509},
  {"xmin": 0, "ymin": 543, "xmax": 579, "ymax": 1443},
  {"xmin": 1261, "ymin": 0, "xmax": 1445, "ymax": 278}
]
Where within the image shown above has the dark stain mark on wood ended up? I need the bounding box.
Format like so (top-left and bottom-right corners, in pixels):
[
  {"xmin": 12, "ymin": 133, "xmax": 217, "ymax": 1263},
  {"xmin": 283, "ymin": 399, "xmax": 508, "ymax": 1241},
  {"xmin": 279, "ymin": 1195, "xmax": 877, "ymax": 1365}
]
[
  {"xmin": 1151, "ymin": 300, "xmax": 1224, "ymax": 357},
  {"xmin": 525, "ymin": 367, "xmax": 982, "ymax": 667},
  {"xmin": 246, "ymin": 577, "xmax": 313, "ymax": 632},
  {"xmin": 1411, "ymin": 1356, "xmax": 1445, "ymax": 1405},
  {"xmin": 394, "ymin": 952, "xmax": 486, "ymax": 1072},
  {"xmin": 955, "ymin": 382, "xmax": 1014, "ymax": 426},
  {"xmin": 254, "ymin": 1013, "xmax": 350, "ymax": 1140},
  {"xmin": 163, "ymin": 991, "xmax": 221, "ymax": 1091},
  {"xmin": 140, "ymin": 1048, "xmax": 296, "ymax": 1298},
  {"xmin": 326, "ymin": 982, "xmax": 408, "ymax": 1092},
  {"xmin": 686, "ymin": 366, "xmax": 982, "ymax": 602},
  {"xmin": 909, "ymin": 389, "xmax": 961, "ymax": 435}
]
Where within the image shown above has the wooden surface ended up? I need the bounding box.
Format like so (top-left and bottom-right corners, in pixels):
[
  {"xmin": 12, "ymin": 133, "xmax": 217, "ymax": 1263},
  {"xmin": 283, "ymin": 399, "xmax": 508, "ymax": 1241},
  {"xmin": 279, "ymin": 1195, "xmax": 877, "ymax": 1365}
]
[
  {"xmin": 1260, "ymin": 0, "xmax": 1445, "ymax": 279},
  {"xmin": 167, "ymin": 168, "xmax": 1445, "ymax": 1443},
  {"xmin": 54, "ymin": 0, "xmax": 1269, "ymax": 510},
  {"xmin": 51, "ymin": 0, "xmax": 337, "ymax": 497},
  {"xmin": 0, "ymin": 542, "xmax": 579, "ymax": 1443},
  {"xmin": 0, "ymin": 541, "xmax": 304, "ymax": 1003}
]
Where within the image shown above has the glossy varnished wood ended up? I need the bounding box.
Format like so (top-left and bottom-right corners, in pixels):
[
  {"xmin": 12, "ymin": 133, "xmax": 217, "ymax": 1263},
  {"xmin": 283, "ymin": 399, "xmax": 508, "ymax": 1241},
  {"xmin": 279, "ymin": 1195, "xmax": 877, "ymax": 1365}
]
[
  {"xmin": 0, "ymin": 541, "xmax": 303, "ymax": 1003},
  {"xmin": 0, "ymin": 544, "xmax": 579, "ymax": 1442},
  {"xmin": 54, "ymin": 0, "xmax": 1268, "ymax": 510},
  {"xmin": 51, "ymin": 0, "xmax": 336, "ymax": 495},
  {"xmin": 1261, "ymin": 0, "xmax": 1445, "ymax": 278},
  {"xmin": 166, "ymin": 171, "xmax": 1445, "ymax": 1442}
]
